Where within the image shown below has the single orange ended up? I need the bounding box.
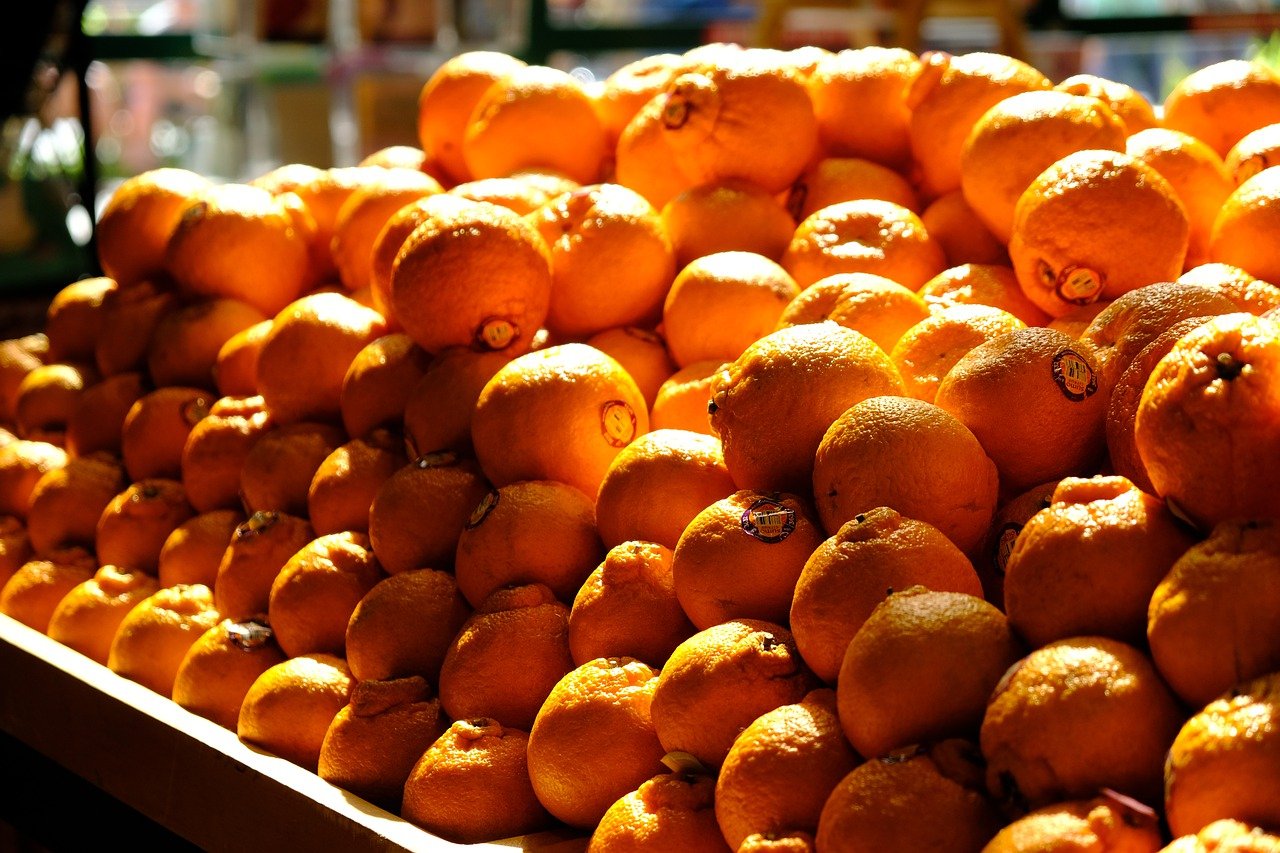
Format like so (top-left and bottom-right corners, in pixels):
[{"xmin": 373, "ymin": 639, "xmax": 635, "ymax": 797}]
[
  {"xmin": 339, "ymin": 333, "xmax": 432, "ymax": 440},
  {"xmin": 95, "ymin": 478, "xmax": 195, "ymax": 574},
  {"xmin": 172, "ymin": 617, "xmax": 288, "ymax": 730},
  {"xmin": 1178, "ymin": 262, "xmax": 1280, "ymax": 316},
  {"xmin": 805, "ymin": 46, "xmax": 921, "ymax": 170},
  {"xmin": 25, "ymin": 451, "xmax": 127, "ymax": 555},
  {"xmin": 662, "ymin": 179, "xmax": 795, "ymax": 267},
  {"xmin": 788, "ymin": 157, "xmax": 919, "ymax": 223},
  {"xmin": 584, "ymin": 326, "xmax": 677, "ymax": 410},
  {"xmin": 237, "ymin": 652, "xmax": 355, "ymax": 771},
  {"xmin": 267, "ymin": 531, "xmax": 384, "ymax": 659},
  {"xmin": 1209, "ymin": 166, "xmax": 1280, "ymax": 286},
  {"xmin": 651, "ymin": 359, "xmax": 723, "ymax": 436},
  {"xmin": 157, "ymin": 509, "xmax": 244, "ymax": 589},
  {"xmin": 777, "ymin": 272, "xmax": 931, "ymax": 354},
  {"xmin": 0, "ymin": 439, "xmax": 68, "ymax": 519},
  {"xmin": 0, "ymin": 547, "xmax": 97, "ymax": 633},
  {"xmin": 416, "ymin": 51, "xmax": 528, "ymax": 184},
  {"xmin": 782, "ymin": 199, "xmax": 946, "ymax": 290},
  {"xmin": 1055, "ymin": 73, "xmax": 1160, "ymax": 136},
  {"xmin": 306, "ymin": 432, "xmax": 405, "ymax": 536},
  {"xmin": 13, "ymin": 361, "xmax": 98, "ymax": 443},
  {"xmin": 45, "ymin": 276, "xmax": 116, "ymax": 363},
  {"xmin": 212, "ymin": 509, "xmax": 315, "ymax": 621},
  {"xmin": 65, "ymin": 371, "xmax": 148, "ymax": 458},
  {"xmin": 982, "ymin": 792, "xmax": 1164, "ymax": 853},
  {"xmin": 400, "ymin": 347, "xmax": 510, "ymax": 457},
  {"xmin": 344, "ymin": 567, "xmax": 470, "ymax": 685},
  {"xmin": 918, "ymin": 262, "xmax": 1052, "ymax": 326},
  {"xmin": 180, "ymin": 394, "xmax": 272, "ymax": 514},
  {"xmin": 330, "ymin": 167, "xmax": 442, "ymax": 293},
  {"xmin": 1162, "ymin": 59, "xmax": 1280, "ymax": 158},
  {"xmin": 918, "ymin": 190, "xmax": 1011, "ymax": 268},
  {"xmin": 120, "ymin": 385, "xmax": 212, "ymax": 482},
  {"xmin": 590, "ymin": 772, "xmax": 728, "ymax": 853},
  {"xmin": 889, "ymin": 303, "xmax": 1026, "ymax": 404}
]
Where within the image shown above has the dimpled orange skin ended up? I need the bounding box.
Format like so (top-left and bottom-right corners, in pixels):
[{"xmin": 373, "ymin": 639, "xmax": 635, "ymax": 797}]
[
  {"xmin": 344, "ymin": 568, "xmax": 471, "ymax": 685},
  {"xmin": 889, "ymin": 303, "xmax": 1027, "ymax": 404},
  {"xmin": 588, "ymin": 772, "xmax": 729, "ymax": 853},
  {"xmin": 213, "ymin": 510, "xmax": 315, "ymax": 622},
  {"xmin": 1055, "ymin": 73, "xmax": 1160, "ymax": 136},
  {"xmin": 1209, "ymin": 167, "xmax": 1280, "ymax": 287},
  {"xmin": 788, "ymin": 157, "xmax": 920, "ymax": 222},
  {"xmin": 1162, "ymin": 820, "xmax": 1280, "ymax": 853},
  {"xmin": 982, "ymin": 794, "xmax": 1165, "ymax": 853},
  {"xmin": 330, "ymin": 169, "xmax": 442, "ymax": 293},
  {"xmin": 777, "ymin": 272, "xmax": 931, "ymax": 356},
  {"xmin": 181, "ymin": 395, "xmax": 273, "ymax": 514}
]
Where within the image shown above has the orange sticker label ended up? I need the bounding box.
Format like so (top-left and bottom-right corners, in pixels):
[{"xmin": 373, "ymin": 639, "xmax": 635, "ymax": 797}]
[
  {"xmin": 226, "ymin": 619, "xmax": 274, "ymax": 651},
  {"xmin": 601, "ymin": 400, "xmax": 637, "ymax": 447},
  {"xmin": 740, "ymin": 496, "xmax": 796, "ymax": 543},
  {"xmin": 467, "ymin": 489, "xmax": 499, "ymax": 529},
  {"xmin": 995, "ymin": 523, "xmax": 1021, "ymax": 576},
  {"xmin": 476, "ymin": 317, "xmax": 518, "ymax": 351},
  {"xmin": 416, "ymin": 450, "xmax": 458, "ymax": 469},
  {"xmin": 1055, "ymin": 265, "xmax": 1104, "ymax": 305},
  {"xmin": 1052, "ymin": 349, "xmax": 1098, "ymax": 402}
]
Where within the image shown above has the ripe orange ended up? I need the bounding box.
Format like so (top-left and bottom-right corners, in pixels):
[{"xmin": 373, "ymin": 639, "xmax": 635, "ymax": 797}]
[
  {"xmin": 13, "ymin": 361, "xmax": 98, "ymax": 443},
  {"xmin": 306, "ymin": 432, "xmax": 404, "ymax": 536},
  {"xmin": 584, "ymin": 326, "xmax": 676, "ymax": 409},
  {"xmin": 788, "ymin": 157, "xmax": 919, "ymax": 222},
  {"xmin": 1055, "ymin": 73, "xmax": 1160, "ymax": 135},
  {"xmin": 0, "ymin": 547, "xmax": 96, "ymax": 633},
  {"xmin": 1162, "ymin": 59, "xmax": 1280, "ymax": 158},
  {"xmin": 889, "ymin": 303, "xmax": 1026, "ymax": 403},
  {"xmin": 180, "ymin": 394, "xmax": 272, "ymax": 513},
  {"xmin": 237, "ymin": 652, "xmax": 355, "ymax": 771},
  {"xmin": 1162, "ymin": 820, "xmax": 1280, "ymax": 853},
  {"xmin": 401, "ymin": 347, "xmax": 510, "ymax": 457},
  {"xmin": 918, "ymin": 262, "xmax": 1051, "ymax": 326},
  {"xmin": 416, "ymin": 50, "xmax": 528, "ymax": 184},
  {"xmin": 805, "ymin": 46, "xmax": 921, "ymax": 170},
  {"xmin": 590, "ymin": 772, "xmax": 729, "ymax": 853},
  {"xmin": 157, "ymin": 509, "xmax": 244, "ymax": 589},
  {"xmin": 92, "ymin": 279, "xmax": 176, "ymax": 378},
  {"xmin": 212, "ymin": 319, "xmax": 271, "ymax": 398},
  {"xmin": 120, "ymin": 385, "xmax": 212, "ymax": 482},
  {"xmin": 25, "ymin": 451, "xmax": 127, "ymax": 555},
  {"xmin": 662, "ymin": 180, "xmax": 795, "ymax": 267},
  {"xmin": 1209, "ymin": 166, "xmax": 1280, "ymax": 286},
  {"xmin": 651, "ymin": 359, "xmax": 723, "ymax": 435},
  {"xmin": 339, "ymin": 333, "xmax": 431, "ymax": 440},
  {"xmin": 919, "ymin": 190, "xmax": 1010, "ymax": 268},
  {"xmin": 47, "ymin": 565, "xmax": 161, "ymax": 665},
  {"xmin": 614, "ymin": 92, "xmax": 699, "ymax": 210},
  {"xmin": 213, "ymin": 509, "xmax": 315, "ymax": 621},
  {"xmin": 1224, "ymin": 122, "xmax": 1280, "ymax": 185},
  {"xmin": 95, "ymin": 167, "xmax": 212, "ymax": 284},
  {"xmin": 147, "ymin": 298, "xmax": 266, "ymax": 391},
  {"xmin": 107, "ymin": 582, "xmax": 222, "ymax": 697},
  {"xmin": 1178, "ymin": 262, "xmax": 1280, "ymax": 316},
  {"xmin": 344, "ymin": 567, "xmax": 470, "ymax": 685},
  {"xmin": 0, "ymin": 334, "xmax": 50, "ymax": 423},
  {"xmin": 593, "ymin": 53, "xmax": 683, "ymax": 144},
  {"xmin": 983, "ymin": 792, "xmax": 1164, "ymax": 853},
  {"xmin": 330, "ymin": 167, "xmax": 442, "ymax": 293},
  {"xmin": 777, "ymin": 272, "xmax": 931, "ymax": 355},
  {"xmin": 95, "ymin": 478, "xmax": 195, "ymax": 574},
  {"xmin": 45, "ymin": 276, "xmax": 116, "ymax": 363},
  {"xmin": 447, "ymin": 170, "xmax": 579, "ymax": 215},
  {"xmin": 0, "ymin": 440, "xmax": 68, "ymax": 519},
  {"xmin": 238, "ymin": 420, "xmax": 346, "ymax": 517},
  {"xmin": 267, "ymin": 531, "xmax": 384, "ymax": 659},
  {"xmin": 65, "ymin": 371, "xmax": 147, "ymax": 458},
  {"xmin": 171, "ymin": 617, "xmax": 288, "ymax": 730},
  {"xmin": 782, "ymin": 199, "xmax": 946, "ymax": 290}
]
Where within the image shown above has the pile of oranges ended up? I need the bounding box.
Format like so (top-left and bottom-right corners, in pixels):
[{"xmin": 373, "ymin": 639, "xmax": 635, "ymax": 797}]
[{"xmin": 2, "ymin": 40, "xmax": 1280, "ymax": 851}]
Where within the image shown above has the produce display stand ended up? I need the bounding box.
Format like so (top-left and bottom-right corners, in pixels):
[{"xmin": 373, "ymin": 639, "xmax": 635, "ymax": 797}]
[{"xmin": 0, "ymin": 614, "xmax": 587, "ymax": 852}]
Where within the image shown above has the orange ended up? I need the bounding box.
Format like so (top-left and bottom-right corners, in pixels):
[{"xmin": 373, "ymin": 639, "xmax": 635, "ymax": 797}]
[
  {"xmin": 344, "ymin": 567, "xmax": 470, "ymax": 685},
  {"xmin": 594, "ymin": 53, "xmax": 683, "ymax": 145},
  {"xmin": 980, "ymin": 636, "xmax": 1185, "ymax": 810},
  {"xmin": 330, "ymin": 167, "xmax": 442, "ymax": 293},
  {"xmin": 837, "ymin": 587, "xmax": 1022, "ymax": 760},
  {"xmin": 238, "ymin": 420, "xmax": 345, "ymax": 516},
  {"xmin": 358, "ymin": 144, "xmax": 430, "ymax": 171},
  {"xmin": 715, "ymin": 689, "xmax": 859, "ymax": 849},
  {"xmin": 317, "ymin": 675, "xmax": 447, "ymax": 810},
  {"xmin": 120, "ymin": 385, "xmax": 212, "ymax": 482},
  {"xmin": 179, "ymin": 395, "xmax": 272, "ymax": 515},
  {"xmin": 0, "ymin": 516, "xmax": 32, "ymax": 589},
  {"xmin": 568, "ymin": 540, "xmax": 694, "ymax": 668},
  {"xmin": 471, "ymin": 343, "xmax": 648, "ymax": 498},
  {"xmin": 401, "ymin": 347, "xmax": 510, "ymax": 457},
  {"xmin": 815, "ymin": 740, "xmax": 1003, "ymax": 852},
  {"xmin": 0, "ymin": 334, "xmax": 49, "ymax": 422},
  {"xmin": 463, "ymin": 64, "xmax": 607, "ymax": 185},
  {"xmin": 436, "ymin": 583, "xmax": 574, "ymax": 731},
  {"xmin": 590, "ymin": 772, "xmax": 728, "ymax": 853},
  {"xmin": 804, "ymin": 46, "xmax": 920, "ymax": 170},
  {"xmin": 447, "ymin": 170, "xmax": 579, "ymax": 215},
  {"xmin": 157, "ymin": 509, "xmax": 244, "ymax": 589},
  {"xmin": 960, "ymin": 89, "xmax": 1127, "ymax": 243},
  {"xmin": 918, "ymin": 262, "xmax": 1052, "ymax": 326},
  {"xmin": 983, "ymin": 792, "xmax": 1164, "ymax": 853},
  {"xmin": 306, "ymin": 432, "xmax": 405, "ymax": 536},
  {"xmin": 367, "ymin": 451, "xmax": 490, "ymax": 574},
  {"xmin": 662, "ymin": 180, "xmax": 795, "ymax": 267},
  {"xmin": 45, "ymin": 276, "xmax": 116, "ymax": 363},
  {"xmin": 237, "ymin": 652, "xmax": 355, "ymax": 771},
  {"xmin": 650, "ymin": 619, "xmax": 818, "ymax": 769},
  {"xmin": 416, "ymin": 51, "xmax": 528, "ymax": 184},
  {"xmin": 1209, "ymin": 166, "xmax": 1280, "ymax": 286},
  {"xmin": 788, "ymin": 157, "xmax": 919, "ymax": 222},
  {"xmin": 0, "ymin": 440, "xmax": 67, "ymax": 519},
  {"xmin": 889, "ymin": 303, "xmax": 1026, "ymax": 403},
  {"xmin": 1148, "ymin": 518, "xmax": 1280, "ymax": 708},
  {"xmin": 777, "ymin": 272, "xmax": 931, "ymax": 354},
  {"xmin": 1008, "ymin": 149, "xmax": 1189, "ymax": 318},
  {"xmin": 789, "ymin": 507, "xmax": 982, "ymax": 683},
  {"xmin": 526, "ymin": 656, "xmax": 666, "ymax": 828},
  {"xmin": 25, "ymin": 451, "xmax": 127, "ymax": 555},
  {"xmin": 164, "ymin": 183, "xmax": 314, "ymax": 316},
  {"xmin": 1055, "ymin": 73, "xmax": 1160, "ymax": 136},
  {"xmin": 13, "ymin": 361, "xmax": 98, "ymax": 443},
  {"xmin": 1003, "ymin": 475, "xmax": 1196, "ymax": 649},
  {"xmin": 93, "ymin": 279, "xmax": 176, "ymax": 378},
  {"xmin": 65, "ymin": 371, "xmax": 147, "ymax": 458},
  {"xmin": 1164, "ymin": 671, "xmax": 1280, "ymax": 838},
  {"xmin": 95, "ymin": 478, "xmax": 195, "ymax": 574},
  {"xmin": 934, "ymin": 327, "xmax": 1111, "ymax": 498},
  {"xmin": 1126, "ymin": 127, "xmax": 1234, "ymax": 270},
  {"xmin": 339, "ymin": 333, "xmax": 431, "ymax": 439},
  {"xmin": 0, "ymin": 547, "xmax": 96, "ymax": 633},
  {"xmin": 95, "ymin": 167, "xmax": 212, "ymax": 284},
  {"xmin": 453, "ymin": 479, "xmax": 602, "ymax": 608},
  {"xmin": 212, "ymin": 319, "xmax": 271, "ymax": 398},
  {"xmin": 1224, "ymin": 122, "xmax": 1280, "ymax": 185},
  {"xmin": 1133, "ymin": 312, "xmax": 1280, "ymax": 529},
  {"xmin": 212, "ymin": 509, "xmax": 314, "ymax": 621},
  {"xmin": 171, "ymin": 617, "xmax": 287, "ymax": 730},
  {"xmin": 919, "ymin": 190, "xmax": 1010, "ymax": 268},
  {"xmin": 584, "ymin": 326, "xmax": 677, "ymax": 409},
  {"xmin": 906, "ymin": 50, "xmax": 1051, "ymax": 199},
  {"xmin": 662, "ymin": 252, "xmax": 800, "ymax": 369},
  {"xmin": 651, "ymin": 359, "xmax": 723, "ymax": 435},
  {"xmin": 267, "ymin": 531, "xmax": 383, "ymax": 658},
  {"xmin": 672, "ymin": 489, "xmax": 823, "ymax": 630},
  {"xmin": 708, "ymin": 323, "xmax": 905, "ymax": 494},
  {"xmin": 614, "ymin": 91, "xmax": 700, "ymax": 210},
  {"xmin": 1162, "ymin": 59, "xmax": 1280, "ymax": 158},
  {"xmin": 1163, "ymin": 820, "xmax": 1280, "ymax": 853},
  {"xmin": 1178, "ymin": 262, "xmax": 1280, "ymax": 316},
  {"xmin": 147, "ymin": 298, "xmax": 267, "ymax": 391},
  {"xmin": 47, "ymin": 565, "xmax": 160, "ymax": 665},
  {"xmin": 388, "ymin": 194, "xmax": 552, "ymax": 355},
  {"xmin": 401, "ymin": 718, "xmax": 551, "ymax": 844},
  {"xmin": 107, "ymin": 582, "xmax": 222, "ymax": 697},
  {"xmin": 595, "ymin": 428, "xmax": 736, "ymax": 550},
  {"xmin": 782, "ymin": 199, "xmax": 946, "ymax": 290}
]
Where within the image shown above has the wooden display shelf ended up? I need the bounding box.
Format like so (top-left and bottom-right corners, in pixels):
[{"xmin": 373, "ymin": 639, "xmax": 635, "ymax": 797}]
[{"xmin": 0, "ymin": 614, "xmax": 586, "ymax": 852}]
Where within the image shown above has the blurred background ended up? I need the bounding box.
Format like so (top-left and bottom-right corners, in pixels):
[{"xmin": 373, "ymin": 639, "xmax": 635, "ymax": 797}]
[{"xmin": 2, "ymin": 0, "xmax": 1280, "ymax": 308}]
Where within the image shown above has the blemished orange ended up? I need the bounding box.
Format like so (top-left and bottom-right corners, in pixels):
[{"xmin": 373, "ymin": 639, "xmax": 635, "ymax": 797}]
[
  {"xmin": 708, "ymin": 323, "xmax": 905, "ymax": 494},
  {"xmin": 815, "ymin": 740, "xmax": 1003, "ymax": 853},
  {"xmin": 1209, "ymin": 166, "xmax": 1280, "ymax": 286},
  {"xmin": 212, "ymin": 319, "xmax": 271, "ymax": 398},
  {"xmin": 146, "ymin": 298, "xmax": 267, "ymax": 391},
  {"xmin": 172, "ymin": 617, "xmax": 287, "ymax": 730},
  {"xmin": 906, "ymin": 50, "xmax": 1051, "ymax": 199},
  {"xmin": 306, "ymin": 432, "xmax": 405, "ymax": 536},
  {"xmin": 237, "ymin": 652, "xmax": 355, "ymax": 771},
  {"xmin": 980, "ymin": 636, "xmax": 1185, "ymax": 809},
  {"xmin": 401, "ymin": 347, "xmax": 510, "ymax": 457},
  {"xmin": 813, "ymin": 395, "xmax": 998, "ymax": 553},
  {"xmin": 662, "ymin": 180, "xmax": 796, "ymax": 267},
  {"xmin": 837, "ymin": 587, "xmax": 1022, "ymax": 760},
  {"xmin": 960, "ymin": 89, "xmax": 1128, "ymax": 243},
  {"xmin": 180, "ymin": 394, "xmax": 273, "ymax": 514},
  {"xmin": 65, "ymin": 371, "xmax": 147, "ymax": 458},
  {"xmin": 455, "ymin": 479, "xmax": 601, "ymax": 607},
  {"xmin": 47, "ymin": 565, "xmax": 160, "ymax": 665},
  {"xmin": 805, "ymin": 46, "xmax": 920, "ymax": 170},
  {"xmin": 650, "ymin": 619, "xmax": 819, "ymax": 769},
  {"xmin": 1147, "ymin": 518, "xmax": 1280, "ymax": 708},
  {"xmin": 782, "ymin": 199, "xmax": 947, "ymax": 290},
  {"xmin": 13, "ymin": 361, "xmax": 98, "ymax": 443},
  {"xmin": 93, "ymin": 279, "xmax": 175, "ymax": 378},
  {"xmin": 568, "ymin": 540, "xmax": 694, "ymax": 668},
  {"xmin": 1178, "ymin": 261, "xmax": 1280, "ymax": 316},
  {"xmin": 344, "ymin": 567, "xmax": 471, "ymax": 685},
  {"xmin": 918, "ymin": 262, "xmax": 1052, "ymax": 326},
  {"xmin": 164, "ymin": 183, "xmax": 314, "ymax": 316},
  {"xmin": 651, "ymin": 359, "xmax": 723, "ymax": 435},
  {"xmin": 95, "ymin": 478, "xmax": 195, "ymax": 574},
  {"xmin": 267, "ymin": 531, "xmax": 384, "ymax": 659},
  {"xmin": 594, "ymin": 428, "xmax": 736, "ymax": 550},
  {"xmin": 389, "ymin": 194, "xmax": 552, "ymax": 355},
  {"xmin": 1055, "ymin": 73, "xmax": 1160, "ymax": 136},
  {"xmin": 1003, "ymin": 475, "xmax": 1196, "ymax": 648},
  {"xmin": 934, "ymin": 327, "xmax": 1111, "ymax": 498},
  {"xmin": 1164, "ymin": 671, "xmax": 1280, "ymax": 838},
  {"xmin": 526, "ymin": 656, "xmax": 667, "ymax": 828},
  {"xmin": 982, "ymin": 792, "xmax": 1164, "ymax": 853},
  {"xmin": 213, "ymin": 509, "xmax": 315, "ymax": 621},
  {"xmin": 401, "ymin": 718, "xmax": 552, "ymax": 844},
  {"xmin": 339, "ymin": 334, "xmax": 432, "ymax": 440},
  {"xmin": 120, "ymin": 385, "xmax": 212, "ymax": 482},
  {"xmin": 789, "ymin": 507, "xmax": 982, "ymax": 683},
  {"xmin": 471, "ymin": 343, "xmax": 649, "ymax": 499},
  {"xmin": 416, "ymin": 50, "xmax": 528, "ymax": 184},
  {"xmin": 1134, "ymin": 312, "xmax": 1280, "ymax": 529},
  {"xmin": 436, "ymin": 583, "xmax": 574, "ymax": 731},
  {"xmin": 787, "ymin": 157, "xmax": 919, "ymax": 222},
  {"xmin": 715, "ymin": 689, "xmax": 859, "ymax": 849},
  {"xmin": 1224, "ymin": 122, "xmax": 1280, "ymax": 185},
  {"xmin": 25, "ymin": 451, "xmax": 127, "ymax": 555},
  {"xmin": 0, "ymin": 440, "xmax": 67, "ymax": 519},
  {"xmin": 584, "ymin": 326, "xmax": 677, "ymax": 409},
  {"xmin": 107, "ymin": 582, "xmax": 222, "ymax": 697},
  {"xmin": 0, "ymin": 547, "xmax": 96, "ymax": 633},
  {"xmin": 447, "ymin": 170, "xmax": 579, "ymax": 215},
  {"xmin": 1008, "ymin": 149, "xmax": 1190, "ymax": 318},
  {"xmin": 589, "ymin": 772, "xmax": 729, "ymax": 853},
  {"xmin": 317, "ymin": 675, "xmax": 447, "ymax": 810},
  {"xmin": 1162, "ymin": 59, "xmax": 1280, "ymax": 158},
  {"xmin": 157, "ymin": 509, "xmax": 244, "ymax": 589},
  {"xmin": 44, "ymin": 276, "xmax": 116, "ymax": 363},
  {"xmin": 367, "ymin": 451, "xmax": 490, "ymax": 574},
  {"xmin": 889, "ymin": 303, "xmax": 1026, "ymax": 404},
  {"xmin": 330, "ymin": 167, "xmax": 442, "ymax": 293},
  {"xmin": 95, "ymin": 167, "xmax": 212, "ymax": 284},
  {"xmin": 1162, "ymin": 819, "xmax": 1280, "ymax": 853},
  {"xmin": 777, "ymin": 272, "xmax": 931, "ymax": 354},
  {"xmin": 919, "ymin": 190, "xmax": 1010, "ymax": 268},
  {"xmin": 238, "ymin": 420, "xmax": 346, "ymax": 517}
]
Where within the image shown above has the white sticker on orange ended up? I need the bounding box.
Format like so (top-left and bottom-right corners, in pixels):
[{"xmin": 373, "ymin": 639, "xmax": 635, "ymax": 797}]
[
  {"xmin": 477, "ymin": 317, "xmax": 517, "ymax": 351},
  {"xmin": 1055, "ymin": 265, "xmax": 1104, "ymax": 305},
  {"xmin": 601, "ymin": 400, "xmax": 637, "ymax": 447}
]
